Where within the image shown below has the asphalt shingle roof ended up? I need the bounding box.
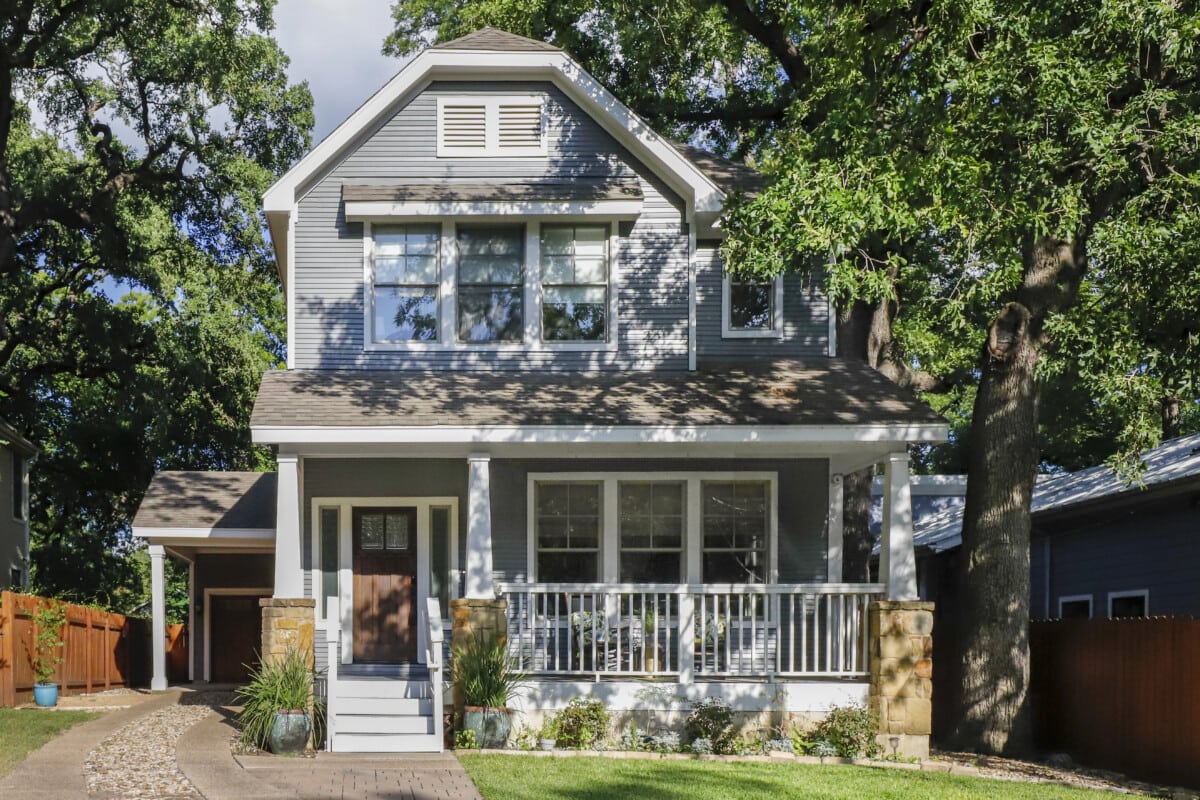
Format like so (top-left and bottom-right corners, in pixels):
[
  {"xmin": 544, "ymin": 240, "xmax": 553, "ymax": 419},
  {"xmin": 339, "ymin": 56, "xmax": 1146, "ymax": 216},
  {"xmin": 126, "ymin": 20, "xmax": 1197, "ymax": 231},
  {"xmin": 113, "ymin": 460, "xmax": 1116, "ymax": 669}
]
[
  {"xmin": 433, "ymin": 27, "xmax": 562, "ymax": 52},
  {"xmin": 670, "ymin": 143, "xmax": 768, "ymax": 196},
  {"xmin": 342, "ymin": 178, "xmax": 642, "ymax": 204},
  {"xmin": 132, "ymin": 471, "xmax": 276, "ymax": 530},
  {"xmin": 250, "ymin": 361, "xmax": 944, "ymax": 430}
]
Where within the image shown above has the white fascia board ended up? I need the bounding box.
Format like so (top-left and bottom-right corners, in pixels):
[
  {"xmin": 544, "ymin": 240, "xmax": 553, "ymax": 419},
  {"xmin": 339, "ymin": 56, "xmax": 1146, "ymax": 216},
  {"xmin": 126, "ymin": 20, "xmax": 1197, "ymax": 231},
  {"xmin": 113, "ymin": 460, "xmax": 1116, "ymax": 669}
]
[
  {"xmin": 252, "ymin": 423, "xmax": 950, "ymax": 446},
  {"xmin": 132, "ymin": 526, "xmax": 276, "ymax": 540},
  {"xmin": 261, "ymin": 48, "xmax": 725, "ymax": 263},
  {"xmin": 344, "ymin": 198, "xmax": 642, "ymax": 220}
]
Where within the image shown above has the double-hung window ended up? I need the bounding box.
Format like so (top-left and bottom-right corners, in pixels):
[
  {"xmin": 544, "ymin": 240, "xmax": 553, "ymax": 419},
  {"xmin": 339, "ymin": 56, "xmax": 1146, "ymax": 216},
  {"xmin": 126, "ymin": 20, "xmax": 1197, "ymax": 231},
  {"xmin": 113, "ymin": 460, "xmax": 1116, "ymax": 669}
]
[
  {"xmin": 701, "ymin": 481, "xmax": 769, "ymax": 583},
  {"xmin": 457, "ymin": 225, "xmax": 525, "ymax": 343},
  {"xmin": 540, "ymin": 225, "xmax": 609, "ymax": 342},
  {"xmin": 11, "ymin": 453, "xmax": 25, "ymax": 521},
  {"xmin": 618, "ymin": 481, "xmax": 684, "ymax": 582},
  {"xmin": 372, "ymin": 225, "xmax": 440, "ymax": 342},
  {"xmin": 534, "ymin": 481, "xmax": 600, "ymax": 582},
  {"xmin": 723, "ymin": 272, "xmax": 783, "ymax": 338}
]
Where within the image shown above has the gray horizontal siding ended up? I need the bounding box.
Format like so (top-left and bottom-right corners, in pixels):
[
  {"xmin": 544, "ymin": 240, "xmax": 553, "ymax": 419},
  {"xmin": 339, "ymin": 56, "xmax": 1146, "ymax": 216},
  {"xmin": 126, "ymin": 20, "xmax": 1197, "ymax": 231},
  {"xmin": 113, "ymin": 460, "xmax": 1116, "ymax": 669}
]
[
  {"xmin": 191, "ymin": 554, "xmax": 273, "ymax": 682},
  {"xmin": 694, "ymin": 244, "xmax": 830, "ymax": 360},
  {"xmin": 293, "ymin": 81, "xmax": 688, "ymax": 371},
  {"xmin": 1034, "ymin": 493, "xmax": 1200, "ymax": 618},
  {"xmin": 491, "ymin": 458, "xmax": 829, "ymax": 583}
]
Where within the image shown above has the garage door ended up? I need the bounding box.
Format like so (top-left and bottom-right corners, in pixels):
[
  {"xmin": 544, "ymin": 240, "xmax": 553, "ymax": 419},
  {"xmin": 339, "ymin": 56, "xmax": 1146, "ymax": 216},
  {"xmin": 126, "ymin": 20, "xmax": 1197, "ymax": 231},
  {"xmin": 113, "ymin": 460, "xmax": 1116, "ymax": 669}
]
[{"xmin": 210, "ymin": 594, "xmax": 263, "ymax": 683}]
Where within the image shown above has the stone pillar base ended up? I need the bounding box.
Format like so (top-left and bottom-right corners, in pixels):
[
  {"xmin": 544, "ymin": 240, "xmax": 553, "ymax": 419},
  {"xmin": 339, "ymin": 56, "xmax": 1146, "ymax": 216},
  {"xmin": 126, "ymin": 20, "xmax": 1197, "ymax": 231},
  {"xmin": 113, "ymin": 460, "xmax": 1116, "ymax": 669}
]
[
  {"xmin": 868, "ymin": 600, "xmax": 934, "ymax": 760},
  {"xmin": 260, "ymin": 598, "xmax": 316, "ymax": 668},
  {"xmin": 449, "ymin": 597, "xmax": 508, "ymax": 713}
]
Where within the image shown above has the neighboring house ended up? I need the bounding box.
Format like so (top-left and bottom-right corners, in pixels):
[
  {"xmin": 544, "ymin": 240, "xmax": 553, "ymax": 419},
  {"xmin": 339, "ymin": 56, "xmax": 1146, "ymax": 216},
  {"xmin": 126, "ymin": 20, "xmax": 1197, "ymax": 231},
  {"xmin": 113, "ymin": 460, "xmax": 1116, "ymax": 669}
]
[
  {"xmin": 913, "ymin": 432, "xmax": 1200, "ymax": 619},
  {"xmin": 0, "ymin": 419, "xmax": 35, "ymax": 592},
  {"xmin": 131, "ymin": 28, "xmax": 947, "ymax": 753},
  {"xmin": 868, "ymin": 475, "xmax": 965, "ymax": 593}
]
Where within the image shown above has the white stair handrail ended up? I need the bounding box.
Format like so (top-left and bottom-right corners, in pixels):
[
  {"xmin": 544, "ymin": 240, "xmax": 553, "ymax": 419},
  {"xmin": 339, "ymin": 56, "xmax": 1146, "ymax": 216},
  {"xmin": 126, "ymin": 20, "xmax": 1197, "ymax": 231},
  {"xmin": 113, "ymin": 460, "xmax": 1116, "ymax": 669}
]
[{"xmin": 424, "ymin": 596, "xmax": 445, "ymax": 753}]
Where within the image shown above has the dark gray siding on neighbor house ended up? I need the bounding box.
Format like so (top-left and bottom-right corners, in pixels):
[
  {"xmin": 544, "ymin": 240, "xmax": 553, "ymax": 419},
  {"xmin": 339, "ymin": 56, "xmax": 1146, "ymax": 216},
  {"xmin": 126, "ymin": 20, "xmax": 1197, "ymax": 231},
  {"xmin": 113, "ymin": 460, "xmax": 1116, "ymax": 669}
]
[
  {"xmin": 1029, "ymin": 492, "xmax": 1200, "ymax": 619},
  {"xmin": 694, "ymin": 244, "xmax": 830, "ymax": 360},
  {"xmin": 0, "ymin": 443, "xmax": 28, "ymax": 590},
  {"xmin": 192, "ymin": 553, "xmax": 273, "ymax": 682},
  {"xmin": 489, "ymin": 458, "xmax": 830, "ymax": 582},
  {"xmin": 292, "ymin": 80, "xmax": 688, "ymax": 371}
]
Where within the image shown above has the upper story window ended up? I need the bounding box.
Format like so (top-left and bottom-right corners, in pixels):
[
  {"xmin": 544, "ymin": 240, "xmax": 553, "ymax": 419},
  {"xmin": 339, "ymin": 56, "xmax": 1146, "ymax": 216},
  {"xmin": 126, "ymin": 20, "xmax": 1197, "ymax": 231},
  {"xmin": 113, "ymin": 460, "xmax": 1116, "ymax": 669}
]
[
  {"xmin": 436, "ymin": 96, "xmax": 547, "ymax": 158},
  {"xmin": 457, "ymin": 225, "xmax": 525, "ymax": 343},
  {"xmin": 540, "ymin": 225, "xmax": 609, "ymax": 342},
  {"xmin": 11, "ymin": 452, "xmax": 25, "ymax": 522},
  {"xmin": 722, "ymin": 272, "xmax": 783, "ymax": 339},
  {"xmin": 371, "ymin": 225, "xmax": 440, "ymax": 342},
  {"xmin": 535, "ymin": 481, "xmax": 601, "ymax": 582}
]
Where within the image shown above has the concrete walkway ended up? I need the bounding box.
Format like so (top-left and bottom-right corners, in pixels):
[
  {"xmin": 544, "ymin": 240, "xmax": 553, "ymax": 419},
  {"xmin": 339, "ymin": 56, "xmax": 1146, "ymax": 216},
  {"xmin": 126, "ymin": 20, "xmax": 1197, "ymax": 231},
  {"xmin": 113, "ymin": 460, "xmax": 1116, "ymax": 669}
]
[
  {"xmin": 2, "ymin": 690, "xmax": 482, "ymax": 800},
  {"xmin": 178, "ymin": 710, "xmax": 483, "ymax": 800},
  {"xmin": 0, "ymin": 690, "xmax": 185, "ymax": 800}
]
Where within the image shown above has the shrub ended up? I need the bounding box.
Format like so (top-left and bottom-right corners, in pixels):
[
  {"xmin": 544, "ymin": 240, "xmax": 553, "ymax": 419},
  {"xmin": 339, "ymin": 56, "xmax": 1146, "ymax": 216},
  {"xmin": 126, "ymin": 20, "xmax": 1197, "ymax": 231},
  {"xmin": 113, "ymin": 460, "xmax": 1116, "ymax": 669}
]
[
  {"xmin": 649, "ymin": 732, "xmax": 681, "ymax": 753},
  {"xmin": 555, "ymin": 697, "xmax": 610, "ymax": 749},
  {"xmin": 811, "ymin": 704, "xmax": 880, "ymax": 758},
  {"xmin": 765, "ymin": 737, "xmax": 794, "ymax": 754},
  {"xmin": 235, "ymin": 648, "xmax": 315, "ymax": 749},
  {"xmin": 811, "ymin": 740, "xmax": 838, "ymax": 758},
  {"xmin": 690, "ymin": 736, "xmax": 713, "ymax": 754},
  {"xmin": 454, "ymin": 729, "xmax": 478, "ymax": 749},
  {"xmin": 684, "ymin": 698, "xmax": 737, "ymax": 754},
  {"xmin": 451, "ymin": 634, "xmax": 525, "ymax": 709},
  {"xmin": 539, "ymin": 713, "xmax": 560, "ymax": 740}
]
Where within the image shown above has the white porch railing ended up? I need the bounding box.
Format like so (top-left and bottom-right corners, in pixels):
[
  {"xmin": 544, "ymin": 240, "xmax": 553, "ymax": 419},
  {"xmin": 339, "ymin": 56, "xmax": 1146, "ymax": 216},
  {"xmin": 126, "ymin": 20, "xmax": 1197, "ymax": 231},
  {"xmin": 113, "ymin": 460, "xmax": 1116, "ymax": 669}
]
[
  {"xmin": 498, "ymin": 583, "xmax": 884, "ymax": 679},
  {"xmin": 423, "ymin": 597, "xmax": 445, "ymax": 751}
]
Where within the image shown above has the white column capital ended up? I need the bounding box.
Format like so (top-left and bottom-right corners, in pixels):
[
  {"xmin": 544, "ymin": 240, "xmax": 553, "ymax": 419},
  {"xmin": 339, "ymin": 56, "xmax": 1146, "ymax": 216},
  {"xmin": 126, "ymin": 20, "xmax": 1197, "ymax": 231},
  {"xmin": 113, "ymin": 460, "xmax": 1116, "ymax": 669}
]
[
  {"xmin": 884, "ymin": 451, "xmax": 910, "ymax": 465},
  {"xmin": 148, "ymin": 544, "xmax": 166, "ymax": 558},
  {"xmin": 276, "ymin": 454, "xmax": 300, "ymax": 465},
  {"xmin": 467, "ymin": 453, "xmax": 491, "ymax": 463}
]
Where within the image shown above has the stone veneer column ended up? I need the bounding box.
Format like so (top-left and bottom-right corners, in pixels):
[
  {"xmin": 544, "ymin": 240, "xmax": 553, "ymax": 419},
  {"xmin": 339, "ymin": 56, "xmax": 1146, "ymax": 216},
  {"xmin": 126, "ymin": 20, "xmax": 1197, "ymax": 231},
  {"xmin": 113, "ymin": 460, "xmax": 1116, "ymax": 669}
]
[
  {"xmin": 868, "ymin": 600, "xmax": 934, "ymax": 759},
  {"xmin": 449, "ymin": 597, "xmax": 508, "ymax": 712},
  {"xmin": 259, "ymin": 598, "xmax": 316, "ymax": 668}
]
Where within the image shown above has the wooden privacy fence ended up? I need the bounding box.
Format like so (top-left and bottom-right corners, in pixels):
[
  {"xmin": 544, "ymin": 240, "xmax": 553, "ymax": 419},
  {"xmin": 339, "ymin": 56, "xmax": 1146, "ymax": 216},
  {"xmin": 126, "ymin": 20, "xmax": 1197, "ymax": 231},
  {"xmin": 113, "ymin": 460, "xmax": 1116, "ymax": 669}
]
[
  {"xmin": 1030, "ymin": 618, "xmax": 1200, "ymax": 789},
  {"xmin": 0, "ymin": 592, "xmax": 188, "ymax": 706}
]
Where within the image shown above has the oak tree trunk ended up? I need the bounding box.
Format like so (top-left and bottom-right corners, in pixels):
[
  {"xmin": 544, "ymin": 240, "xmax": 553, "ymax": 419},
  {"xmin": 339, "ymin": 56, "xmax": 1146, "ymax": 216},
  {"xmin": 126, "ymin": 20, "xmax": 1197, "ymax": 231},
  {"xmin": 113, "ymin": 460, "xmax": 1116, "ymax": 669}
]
[
  {"xmin": 954, "ymin": 236, "xmax": 1084, "ymax": 755},
  {"xmin": 841, "ymin": 467, "xmax": 875, "ymax": 582},
  {"xmin": 1162, "ymin": 396, "xmax": 1181, "ymax": 440}
]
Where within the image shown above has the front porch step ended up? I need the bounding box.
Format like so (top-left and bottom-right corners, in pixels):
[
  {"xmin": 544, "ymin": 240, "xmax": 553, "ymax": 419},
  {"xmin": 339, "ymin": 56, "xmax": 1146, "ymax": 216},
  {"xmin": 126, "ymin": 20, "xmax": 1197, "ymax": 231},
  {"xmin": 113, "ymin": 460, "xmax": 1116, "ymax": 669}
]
[
  {"xmin": 339, "ymin": 663, "xmax": 430, "ymax": 680},
  {"xmin": 331, "ymin": 732, "xmax": 443, "ymax": 753},
  {"xmin": 336, "ymin": 696, "xmax": 433, "ymax": 716},
  {"xmin": 334, "ymin": 677, "xmax": 432, "ymax": 700},
  {"xmin": 335, "ymin": 714, "xmax": 434, "ymax": 735}
]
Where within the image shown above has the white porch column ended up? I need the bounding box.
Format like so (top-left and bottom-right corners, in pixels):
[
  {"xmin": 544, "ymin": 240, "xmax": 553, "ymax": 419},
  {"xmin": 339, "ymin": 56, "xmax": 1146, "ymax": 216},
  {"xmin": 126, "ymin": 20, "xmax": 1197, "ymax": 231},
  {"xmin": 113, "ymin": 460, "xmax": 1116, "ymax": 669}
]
[
  {"xmin": 880, "ymin": 451, "xmax": 918, "ymax": 600},
  {"xmin": 274, "ymin": 454, "xmax": 304, "ymax": 597},
  {"xmin": 827, "ymin": 472, "xmax": 844, "ymax": 582},
  {"xmin": 466, "ymin": 454, "xmax": 495, "ymax": 598},
  {"xmin": 149, "ymin": 544, "xmax": 168, "ymax": 691}
]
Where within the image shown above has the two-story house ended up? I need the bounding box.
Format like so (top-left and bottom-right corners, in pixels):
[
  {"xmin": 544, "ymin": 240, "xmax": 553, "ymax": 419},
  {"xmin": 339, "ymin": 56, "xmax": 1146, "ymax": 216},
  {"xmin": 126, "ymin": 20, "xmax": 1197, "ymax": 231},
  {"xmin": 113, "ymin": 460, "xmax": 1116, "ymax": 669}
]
[
  {"xmin": 0, "ymin": 418, "xmax": 34, "ymax": 592},
  {"xmin": 132, "ymin": 28, "xmax": 946, "ymax": 753}
]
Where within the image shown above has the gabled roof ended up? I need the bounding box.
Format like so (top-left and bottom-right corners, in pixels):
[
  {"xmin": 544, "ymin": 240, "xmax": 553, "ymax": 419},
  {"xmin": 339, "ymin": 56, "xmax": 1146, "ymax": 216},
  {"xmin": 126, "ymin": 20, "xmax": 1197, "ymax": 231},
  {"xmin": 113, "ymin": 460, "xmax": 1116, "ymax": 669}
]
[
  {"xmin": 671, "ymin": 143, "xmax": 768, "ymax": 196},
  {"xmin": 250, "ymin": 361, "xmax": 946, "ymax": 433},
  {"xmin": 912, "ymin": 432, "xmax": 1200, "ymax": 553},
  {"xmin": 132, "ymin": 471, "xmax": 277, "ymax": 531},
  {"xmin": 432, "ymin": 27, "xmax": 561, "ymax": 52}
]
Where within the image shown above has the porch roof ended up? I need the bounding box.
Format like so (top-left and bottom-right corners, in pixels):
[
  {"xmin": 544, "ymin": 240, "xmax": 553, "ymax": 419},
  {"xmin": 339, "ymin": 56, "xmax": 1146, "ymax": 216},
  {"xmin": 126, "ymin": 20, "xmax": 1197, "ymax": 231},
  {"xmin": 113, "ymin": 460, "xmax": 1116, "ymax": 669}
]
[
  {"xmin": 249, "ymin": 360, "xmax": 944, "ymax": 431},
  {"xmin": 132, "ymin": 471, "xmax": 276, "ymax": 532}
]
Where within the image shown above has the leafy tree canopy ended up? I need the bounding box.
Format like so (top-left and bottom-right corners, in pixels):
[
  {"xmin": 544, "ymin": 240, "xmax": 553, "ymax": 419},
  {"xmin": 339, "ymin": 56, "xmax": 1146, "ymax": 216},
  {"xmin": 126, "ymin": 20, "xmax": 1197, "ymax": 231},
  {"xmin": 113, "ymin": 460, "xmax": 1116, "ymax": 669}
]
[{"xmin": 0, "ymin": 0, "xmax": 313, "ymax": 605}]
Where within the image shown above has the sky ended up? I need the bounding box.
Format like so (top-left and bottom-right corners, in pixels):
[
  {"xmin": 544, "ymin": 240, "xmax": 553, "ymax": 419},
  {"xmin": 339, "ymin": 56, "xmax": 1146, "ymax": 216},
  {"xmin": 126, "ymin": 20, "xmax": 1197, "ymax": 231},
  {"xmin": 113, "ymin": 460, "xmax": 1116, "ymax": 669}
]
[{"xmin": 274, "ymin": 0, "xmax": 410, "ymax": 143}]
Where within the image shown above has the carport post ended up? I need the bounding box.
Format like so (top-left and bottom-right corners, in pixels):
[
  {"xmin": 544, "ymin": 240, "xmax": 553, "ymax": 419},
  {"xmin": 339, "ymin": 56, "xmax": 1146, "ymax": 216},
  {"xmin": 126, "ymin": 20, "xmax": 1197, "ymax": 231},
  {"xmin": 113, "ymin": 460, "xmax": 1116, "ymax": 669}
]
[{"xmin": 149, "ymin": 544, "xmax": 168, "ymax": 691}]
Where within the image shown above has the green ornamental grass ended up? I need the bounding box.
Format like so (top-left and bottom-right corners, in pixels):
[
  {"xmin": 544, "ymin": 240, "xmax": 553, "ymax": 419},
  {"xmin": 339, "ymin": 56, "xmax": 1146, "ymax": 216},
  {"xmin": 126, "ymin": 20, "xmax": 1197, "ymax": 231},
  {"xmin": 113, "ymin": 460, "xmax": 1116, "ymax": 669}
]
[{"xmin": 234, "ymin": 649, "xmax": 315, "ymax": 749}]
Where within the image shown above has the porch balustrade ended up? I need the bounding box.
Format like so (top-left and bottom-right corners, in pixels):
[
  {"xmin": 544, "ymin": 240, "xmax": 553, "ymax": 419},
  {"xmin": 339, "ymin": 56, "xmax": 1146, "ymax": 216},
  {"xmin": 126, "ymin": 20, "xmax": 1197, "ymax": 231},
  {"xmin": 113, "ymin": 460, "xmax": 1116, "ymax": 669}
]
[{"xmin": 496, "ymin": 583, "xmax": 884, "ymax": 680}]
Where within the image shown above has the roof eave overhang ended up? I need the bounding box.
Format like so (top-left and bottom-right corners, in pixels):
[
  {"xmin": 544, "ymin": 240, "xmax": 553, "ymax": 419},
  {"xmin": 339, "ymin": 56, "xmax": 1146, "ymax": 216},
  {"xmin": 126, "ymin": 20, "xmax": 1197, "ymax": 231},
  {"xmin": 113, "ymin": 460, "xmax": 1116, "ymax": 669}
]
[
  {"xmin": 132, "ymin": 526, "xmax": 276, "ymax": 549},
  {"xmin": 261, "ymin": 49, "xmax": 725, "ymax": 280},
  {"xmin": 251, "ymin": 423, "xmax": 950, "ymax": 447}
]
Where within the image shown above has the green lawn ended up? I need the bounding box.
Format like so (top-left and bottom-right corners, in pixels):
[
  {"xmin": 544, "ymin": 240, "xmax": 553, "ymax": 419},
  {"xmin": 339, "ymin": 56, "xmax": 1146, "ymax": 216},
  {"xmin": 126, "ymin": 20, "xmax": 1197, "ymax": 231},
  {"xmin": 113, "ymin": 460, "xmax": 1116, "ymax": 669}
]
[
  {"xmin": 0, "ymin": 709, "xmax": 99, "ymax": 777},
  {"xmin": 458, "ymin": 754, "xmax": 1128, "ymax": 800}
]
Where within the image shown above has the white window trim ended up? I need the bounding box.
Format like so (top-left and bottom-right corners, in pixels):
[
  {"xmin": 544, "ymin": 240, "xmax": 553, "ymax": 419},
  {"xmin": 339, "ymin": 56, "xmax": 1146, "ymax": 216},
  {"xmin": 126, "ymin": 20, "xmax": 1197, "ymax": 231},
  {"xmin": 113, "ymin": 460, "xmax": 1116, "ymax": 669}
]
[
  {"xmin": 721, "ymin": 273, "xmax": 784, "ymax": 339},
  {"xmin": 203, "ymin": 587, "xmax": 272, "ymax": 683},
  {"xmin": 1057, "ymin": 594, "xmax": 1093, "ymax": 619},
  {"xmin": 526, "ymin": 471, "xmax": 779, "ymax": 585},
  {"xmin": 1107, "ymin": 589, "xmax": 1149, "ymax": 619},
  {"xmin": 435, "ymin": 95, "xmax": 548, "ymax": 158},
  {"xmin": 309, "ymin": 496, "xmax": 459, "ymax": 665},
  {"xmin": 364, "ymin": 220, "xmax": 619, "ymax": 353}
]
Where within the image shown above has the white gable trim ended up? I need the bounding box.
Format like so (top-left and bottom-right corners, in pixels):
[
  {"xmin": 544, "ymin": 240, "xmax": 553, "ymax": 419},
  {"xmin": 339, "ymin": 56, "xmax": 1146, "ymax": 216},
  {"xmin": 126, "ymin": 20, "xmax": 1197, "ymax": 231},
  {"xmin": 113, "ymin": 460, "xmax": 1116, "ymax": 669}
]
[
  {"xmin": 262, "ymin": 49, "xmax": 724, "ymax": 281},
  {"xmin": 344, "ymin": 198, "xmax": 642, "ymax": 220}
]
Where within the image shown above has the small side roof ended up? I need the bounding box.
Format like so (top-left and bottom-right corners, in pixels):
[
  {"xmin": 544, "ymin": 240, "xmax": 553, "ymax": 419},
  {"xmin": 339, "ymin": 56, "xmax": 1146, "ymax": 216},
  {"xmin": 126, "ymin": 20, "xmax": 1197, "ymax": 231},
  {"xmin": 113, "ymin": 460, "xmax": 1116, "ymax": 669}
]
[
  {"xmin": 913, "ymin": 431, "xmax": 1200, "ymax": 553},
  {"xmin": 133, "ymin": 471, "xmax": 276, "ymax": 531},
  {"xmin": 671, "ymin": 142, "xmax": 768, "ymax": 196},
  {"xmin": 0, "ymin": 418, "xmax": 36, "ymax": 458}
]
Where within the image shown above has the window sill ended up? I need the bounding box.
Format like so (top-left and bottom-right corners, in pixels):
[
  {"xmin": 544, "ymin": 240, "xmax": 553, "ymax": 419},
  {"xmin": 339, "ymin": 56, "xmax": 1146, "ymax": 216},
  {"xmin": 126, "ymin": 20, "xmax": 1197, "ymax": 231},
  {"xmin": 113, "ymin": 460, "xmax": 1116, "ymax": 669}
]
[
  {"xmin": 363, "ymin": 341, "xmax": 618, "ymax": 353},
  {"xmin": 720, "ymin": 328, "xmax": 784, "ymax": 340}
]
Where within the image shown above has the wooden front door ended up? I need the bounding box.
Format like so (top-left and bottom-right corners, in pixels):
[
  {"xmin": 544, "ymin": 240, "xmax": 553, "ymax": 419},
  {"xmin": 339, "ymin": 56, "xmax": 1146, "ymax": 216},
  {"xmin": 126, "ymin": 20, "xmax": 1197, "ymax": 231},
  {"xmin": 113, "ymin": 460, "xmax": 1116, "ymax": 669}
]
[
  {"xmin": 352, "ymin": 507, "xmax": 418, "ymax": 663},
  {"xmin": 210, "ymin": 594, "xmax": 263, "ymax": 682}
]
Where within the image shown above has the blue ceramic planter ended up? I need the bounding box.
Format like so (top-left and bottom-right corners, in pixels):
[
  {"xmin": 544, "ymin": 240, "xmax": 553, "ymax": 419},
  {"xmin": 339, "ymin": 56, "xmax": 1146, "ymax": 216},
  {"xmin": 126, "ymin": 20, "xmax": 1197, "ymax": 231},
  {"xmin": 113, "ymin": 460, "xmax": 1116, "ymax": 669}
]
[
  {"xmin": 33, "ymin": 683, "xmax": 58, "ymax": 707},
  {"xmin": 269, "ymin": 710, "xmax": 311, "ymax": 755}
]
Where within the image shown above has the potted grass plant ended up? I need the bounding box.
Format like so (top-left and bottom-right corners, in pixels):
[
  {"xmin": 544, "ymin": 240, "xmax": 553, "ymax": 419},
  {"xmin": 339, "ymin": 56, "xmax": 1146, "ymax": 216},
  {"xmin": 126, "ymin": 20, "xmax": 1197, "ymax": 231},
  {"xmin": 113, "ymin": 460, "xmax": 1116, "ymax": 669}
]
[
  {"xmin": 235, "ymin": 648, "xmax": 317, "ymax": 755},
  {"xmin": 452, "ymin": 634, "xmax": 525, "ymax": 749},
  {"xmin": 30, "ymin": 601, "xmax": 67, "ymax": 707}
]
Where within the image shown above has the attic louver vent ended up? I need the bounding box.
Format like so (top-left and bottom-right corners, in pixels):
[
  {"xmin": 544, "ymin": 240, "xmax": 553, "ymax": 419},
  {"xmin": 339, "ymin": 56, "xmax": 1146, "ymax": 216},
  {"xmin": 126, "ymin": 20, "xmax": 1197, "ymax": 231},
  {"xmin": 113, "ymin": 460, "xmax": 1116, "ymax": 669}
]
[
  {"xmin": 437, "ymin": 96, "xmax": 547, "ymax": 157},
  {"xmin": 441, "ymin": 104, "xmax": 487, "ymax": 149}
]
